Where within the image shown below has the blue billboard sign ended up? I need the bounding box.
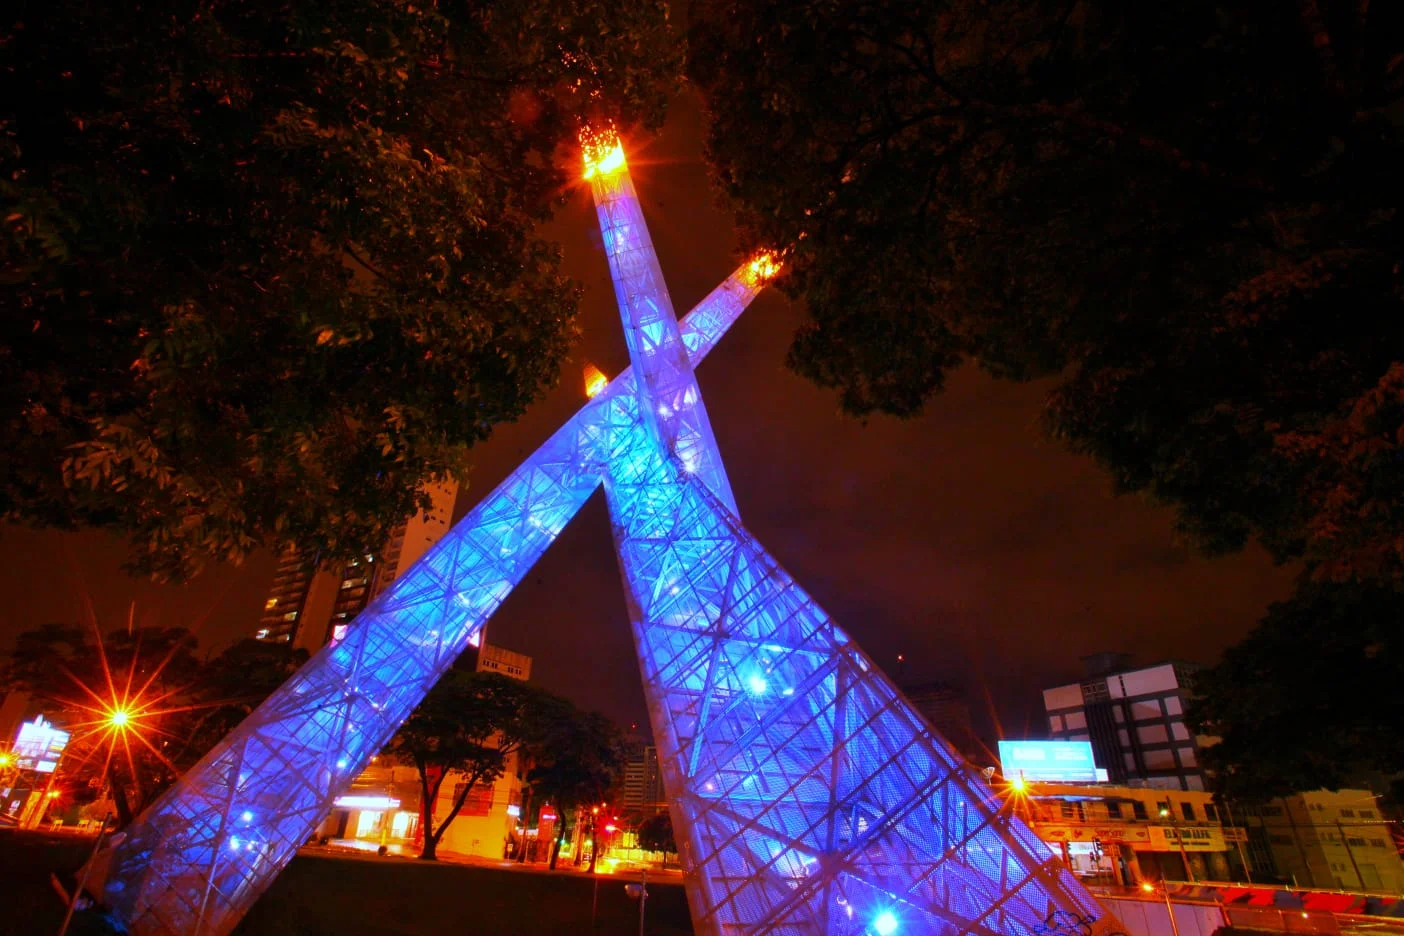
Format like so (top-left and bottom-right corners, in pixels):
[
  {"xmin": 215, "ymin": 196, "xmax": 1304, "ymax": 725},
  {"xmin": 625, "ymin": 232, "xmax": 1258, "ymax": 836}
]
[{"xmin": 997, "ymin": 740, "xmax": 1100, "ymax": 783}]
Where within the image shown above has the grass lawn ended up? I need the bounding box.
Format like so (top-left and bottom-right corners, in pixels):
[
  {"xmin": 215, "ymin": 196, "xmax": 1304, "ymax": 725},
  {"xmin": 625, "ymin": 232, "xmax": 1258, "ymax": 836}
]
[
  {"xmin": 235, "ymin": 853, "xmax": 694, "ymax": 936},
  {"xmin": 0, "ymin": 830, "xmax": 694, "ymax": 935}
]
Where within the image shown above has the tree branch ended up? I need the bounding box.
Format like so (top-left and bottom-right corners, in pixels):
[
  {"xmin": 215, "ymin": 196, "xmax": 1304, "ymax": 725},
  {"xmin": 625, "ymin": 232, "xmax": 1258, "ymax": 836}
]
[{"xmin": 342, "ymin": 243, "xmax": 394, "ymax": 285}]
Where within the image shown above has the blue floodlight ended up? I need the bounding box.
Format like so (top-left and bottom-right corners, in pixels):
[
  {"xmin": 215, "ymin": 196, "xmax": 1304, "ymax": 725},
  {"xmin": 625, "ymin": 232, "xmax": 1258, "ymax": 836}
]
[
  {"xmin": 747, "ymin": 675, "xmax": 769, "ymax": 695},
  {"xmin": 873, "ymin": 911, "xmax": 900, "ymax": 935}
]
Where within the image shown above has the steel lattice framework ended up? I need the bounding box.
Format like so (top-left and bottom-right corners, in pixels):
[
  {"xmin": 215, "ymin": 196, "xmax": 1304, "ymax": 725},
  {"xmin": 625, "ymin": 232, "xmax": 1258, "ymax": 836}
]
[{"xmin": 100, "ymin": 136, "xmax": 1122, "ymax": 936}]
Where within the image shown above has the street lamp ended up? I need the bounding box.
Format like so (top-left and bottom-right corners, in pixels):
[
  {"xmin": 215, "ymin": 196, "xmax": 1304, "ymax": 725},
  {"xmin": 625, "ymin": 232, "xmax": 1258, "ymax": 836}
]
[{"xmin": 1142, "ymin": 881, "xmax": 1181, "ymax": 936}]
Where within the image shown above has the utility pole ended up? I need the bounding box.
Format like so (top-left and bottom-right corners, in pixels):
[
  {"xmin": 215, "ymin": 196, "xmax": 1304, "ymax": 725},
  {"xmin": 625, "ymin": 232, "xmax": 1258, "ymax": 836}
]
[
  {"xmin": 1221, "ymin": 799, "xmax": 1253, "ymax": 884},
  {"xmin": 1335, "ymin": 821, "xmax": 1365, "ymax": 890},
  {"xmin": 1159, "ymin": 802, "xmax": 1196, "ymax": 883},
  {"xmin": 58, "ymin": 812, "xmax": 113, "ymax": 936}
]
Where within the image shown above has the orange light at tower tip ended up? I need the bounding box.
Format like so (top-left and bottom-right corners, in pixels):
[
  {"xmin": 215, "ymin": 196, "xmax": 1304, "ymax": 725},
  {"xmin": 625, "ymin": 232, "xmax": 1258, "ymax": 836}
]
[
  {"xmin": 580, "ymin": 129, "xmax": 626, "ymax": 180},
  {"xmin": 742, "ymin": 250, "xmax": 783, "ymax": 287},
  {"xmin": 583, "ymin": 363, "xmax": 608, "ymax": 399}
]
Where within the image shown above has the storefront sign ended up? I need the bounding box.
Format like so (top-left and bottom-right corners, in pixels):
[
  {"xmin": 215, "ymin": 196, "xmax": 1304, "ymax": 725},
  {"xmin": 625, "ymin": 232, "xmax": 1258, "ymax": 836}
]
[
  {"xmin": 1037, "ymin": 824, "xmax": 1151, "ymax": 845},
  {"xmin": 1148, "ymin": 825, "xmax": 1226, "ymax": 852},
  {"xmin": 14, "ymin": 716, "xmax": 68, "ymax": 773}
]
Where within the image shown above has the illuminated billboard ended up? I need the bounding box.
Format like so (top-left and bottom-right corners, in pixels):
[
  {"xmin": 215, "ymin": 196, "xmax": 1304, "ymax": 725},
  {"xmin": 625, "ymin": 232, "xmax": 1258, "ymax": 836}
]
[
  {"xmin": 14, "ymin": 715, "xmax": 69, "ymax": 773},
  {"xmin": 998, "ymin": 740, "xmax": 1100, "ymax": 783}
]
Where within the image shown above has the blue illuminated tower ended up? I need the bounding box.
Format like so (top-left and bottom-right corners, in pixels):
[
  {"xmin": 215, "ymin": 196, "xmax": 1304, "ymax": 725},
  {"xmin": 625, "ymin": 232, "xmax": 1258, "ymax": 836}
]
[{"xmin": 99, "ymin": 135, "xmax": 1122, "ymax": 936}]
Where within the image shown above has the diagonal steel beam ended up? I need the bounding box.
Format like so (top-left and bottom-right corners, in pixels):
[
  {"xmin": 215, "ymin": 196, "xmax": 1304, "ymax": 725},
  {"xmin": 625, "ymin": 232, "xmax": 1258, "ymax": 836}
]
[{"xmin": 100, "ymin": 261, "xmax": 769, "ymax": 936}]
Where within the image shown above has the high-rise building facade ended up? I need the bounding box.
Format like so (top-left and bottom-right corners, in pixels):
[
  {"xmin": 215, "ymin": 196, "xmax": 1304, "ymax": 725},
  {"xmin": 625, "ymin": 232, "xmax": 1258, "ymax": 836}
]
[
  {"xmin": 620, "ymin": 743, "xmax": 663, "ymax": 815},
  {"xmin": 254, "ymin": 481, "xmax": 458, "ymax": 652},
  {"xmin": 1043, "ymin": 655, "xmax": 1210, "ymax": 791},
  {"xmin": 903, "ymin": 680, "xmax": 983, "ymax": 763}
]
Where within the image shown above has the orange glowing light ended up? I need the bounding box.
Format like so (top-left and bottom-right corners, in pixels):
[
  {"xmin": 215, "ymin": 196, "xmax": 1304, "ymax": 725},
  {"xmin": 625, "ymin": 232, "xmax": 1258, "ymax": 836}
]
[
  {"xmin": 742, "ymin": 251, "xmax": 782, "ymax": 288},
  {"xmin": 1141, "ymin": 882, "xmax": 1155, "ymax": 894},
  {"xmin": 1008, "ymin": 774, "xmax": 1026, "ymax": 793},
  {"xmin": 0, "ymin": 753, "xmax": 12, "ymax": 768},
  {"xmin": 583, "ymin": 363, "xmax": 608, "ymax": 399},
  {"xmin": 53, "ymin": 623, "xmax": 229, "ymax": 793},
  {"xmin": 581, "ymin": 129, "xmax": 626, "ymax": 180}
]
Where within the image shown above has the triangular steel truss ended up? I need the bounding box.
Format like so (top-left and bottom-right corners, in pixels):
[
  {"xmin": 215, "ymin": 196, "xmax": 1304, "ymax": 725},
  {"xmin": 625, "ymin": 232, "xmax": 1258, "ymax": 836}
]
[{"xmin": 101, "ymin": 137, "xmax": 1122, "ymax": 936}]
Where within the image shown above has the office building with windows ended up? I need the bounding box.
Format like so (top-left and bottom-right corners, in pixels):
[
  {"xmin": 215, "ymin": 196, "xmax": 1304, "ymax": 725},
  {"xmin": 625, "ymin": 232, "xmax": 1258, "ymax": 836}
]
[
  {"xmin": 1237, "ymin": 790, "xmax": 1404, "ymax": 892},
  {"xmin": 254, "ymin": 482, "xmax": 457, "ymax": 652},
  {"xmin": 621, "ymin": 743, "xmax": 664, "ymax": 815},
  {"xmin": 1012, "ymin": 780, "xmax": 1243, "ymax": 886},
  {"xmin": 1043, "ymin": 654, "xmax": 1210, "ymax": 790}
]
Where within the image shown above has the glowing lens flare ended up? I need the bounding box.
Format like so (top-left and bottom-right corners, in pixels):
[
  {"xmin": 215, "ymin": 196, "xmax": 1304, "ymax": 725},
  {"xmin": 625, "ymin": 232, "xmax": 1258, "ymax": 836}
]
[
  {"xmin": 1008, "ymin": 773, "xmax": 1027, "ymax": 793},
  {"xmin": 109, "ymin": 708, "xmax": 132, "ymax": 729},
  {"xmin": 874, "ymin": 910, "xmax": 900, "ymax": 935},
  {"xmin": 581, "ymin": 130, "xmax": 627, "ymax": 180},
  {"xmin": 584, "ymin": 363, "xmax": 609, "ymax": 399}
]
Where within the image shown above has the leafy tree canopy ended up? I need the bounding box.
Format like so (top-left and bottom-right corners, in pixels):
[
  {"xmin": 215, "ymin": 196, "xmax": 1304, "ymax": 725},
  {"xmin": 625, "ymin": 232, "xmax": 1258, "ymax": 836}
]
[
  {"xmin": 691, "ymin": 0, "xmax": 1404, "ymax": 791},
  {"xmin": 636, "ymin": 810, "xmax": 675, "ymax": 854},
  {"xmin": 1188, "ymin": 581, "xmax": 1404, "ymax": 802},
  {"xmin": 0, "ymin": 0, "xmax": 682, "ymax": 580},
  {"xmin": 524, "ymin": 700, "xmax": 624, "ymax": 868},
  {"xmin": 383, "ymin": 667, "xmax": 552, "ymax": 860},
  {"xmin": 690, "ymin": 0, "xmax": 1403, "ymax": 575}
]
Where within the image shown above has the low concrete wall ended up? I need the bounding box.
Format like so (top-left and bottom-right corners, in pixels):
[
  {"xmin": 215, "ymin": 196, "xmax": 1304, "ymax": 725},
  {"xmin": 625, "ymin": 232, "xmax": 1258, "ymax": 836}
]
[{"xmin": 1102, "ymin": 894, "xmax": 1228, "ymax": 936}]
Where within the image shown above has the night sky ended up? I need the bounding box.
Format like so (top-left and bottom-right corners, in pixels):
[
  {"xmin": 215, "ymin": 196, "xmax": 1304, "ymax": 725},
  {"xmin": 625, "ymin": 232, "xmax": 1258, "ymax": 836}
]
[{"xmin": 0, "ymin": 94, "xmax": 1295, "ymax": 753}]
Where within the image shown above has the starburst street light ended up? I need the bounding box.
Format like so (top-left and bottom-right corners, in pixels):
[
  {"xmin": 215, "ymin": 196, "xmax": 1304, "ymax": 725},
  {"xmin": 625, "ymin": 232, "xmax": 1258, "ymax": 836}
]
[{"xmin": 43, "ymin": 624, "xmax": 224, "ymax": 826}]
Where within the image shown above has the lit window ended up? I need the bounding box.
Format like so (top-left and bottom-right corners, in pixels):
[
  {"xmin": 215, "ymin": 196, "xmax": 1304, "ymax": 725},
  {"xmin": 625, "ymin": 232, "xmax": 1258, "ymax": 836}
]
[{"xmin": 264, "ymin": 598, "xmax": 278, "ymax": 610}]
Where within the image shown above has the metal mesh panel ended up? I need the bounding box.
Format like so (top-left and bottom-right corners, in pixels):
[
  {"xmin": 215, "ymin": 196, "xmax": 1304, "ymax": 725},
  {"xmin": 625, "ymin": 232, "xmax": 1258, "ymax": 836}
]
[
  {"xmin": 605, "ymin": 432, "xmax": 1116, "ymax": 935},
  {"xmin": 586, "ymin": 155, "xmax": 1121, "ymax": 936}
]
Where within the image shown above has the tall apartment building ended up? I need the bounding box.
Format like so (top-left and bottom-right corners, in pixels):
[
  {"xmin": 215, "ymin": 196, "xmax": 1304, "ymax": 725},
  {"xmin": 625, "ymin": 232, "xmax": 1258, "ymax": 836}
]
[
  {"xmin": 1238, "ymin": 790, "xmax": 1404, "ymax": 892},
  {"xmin": 255, "ymin": 481, "xmax": 458, "ymax": 652},
  {"xmin": 1042, "ymin": 653, "xmax": 1210, "ymax": 791},
  {"xmin": 903, "ymin": 680, "xmax": 982, "ymax": 763},
  {"xmin": 620, "ymin": 743, "xmax": 664, "ymax": 815}
]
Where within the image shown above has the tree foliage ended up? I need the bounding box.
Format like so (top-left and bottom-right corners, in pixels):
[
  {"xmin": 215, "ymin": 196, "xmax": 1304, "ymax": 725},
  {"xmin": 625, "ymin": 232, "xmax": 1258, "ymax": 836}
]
[
  {"xmin": 1188, "ymin": 581, "xmax": 1404, "ymax": 801},
  {"xmin": 0, "ymin": 624, "xmax": 305, "ymax": 826},
  {"xmin": 636, "ymin": 810, "xmax": 675, "ymax": 854},
  {"xmin": 524, "ymin": 701, "xmax": 624, "ymax": 869},
  {"xmin": 0, "ymin": 0, "xmax": 682, "ymax": 580},
  {"xmin": 382, "ymin": 668, "xmax": 551, "ymax": 860},
  {"xmin": 690, "ymin": 0, "xmax": 1404, "ymax": 787}
]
